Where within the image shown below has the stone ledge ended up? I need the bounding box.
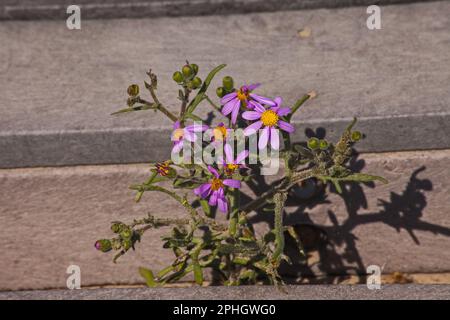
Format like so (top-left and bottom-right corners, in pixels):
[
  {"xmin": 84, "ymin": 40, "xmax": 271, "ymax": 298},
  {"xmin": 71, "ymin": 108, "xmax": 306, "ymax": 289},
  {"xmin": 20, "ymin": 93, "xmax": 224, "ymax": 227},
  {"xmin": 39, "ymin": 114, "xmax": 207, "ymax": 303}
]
[
  {"xmin": 1, "ymin": 285, "xmax": 449, "ymax": 300},
  {"xmin": 0, "ymin": 1, "xmax": 435, "ymax": 20},
  {"xmin": 1, "ymin": 149, "xmax": 449, "ymax": 290},
  {"xmin": 1, "ymin": 1, "xmax": 449, "ymax": 168}
]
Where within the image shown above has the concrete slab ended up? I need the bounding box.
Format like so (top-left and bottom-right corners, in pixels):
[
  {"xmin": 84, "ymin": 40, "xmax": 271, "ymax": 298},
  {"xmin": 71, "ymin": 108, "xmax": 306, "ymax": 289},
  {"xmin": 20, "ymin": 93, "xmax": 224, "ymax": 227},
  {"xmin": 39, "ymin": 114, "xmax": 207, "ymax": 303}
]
[
  {"xmin": 1, "ymin": 1, "xmax": 449, "ymax": 168},
  {"xmin": 0, "ymin": 149, "xmax": 449, "ymax": 290},
  {"xmin": 1, "ymin": 284, "xmax": 449, "ymax": 300},
  {"xmin": 0, "ymin": 1, "xmax": 436, "ymax": 20}
]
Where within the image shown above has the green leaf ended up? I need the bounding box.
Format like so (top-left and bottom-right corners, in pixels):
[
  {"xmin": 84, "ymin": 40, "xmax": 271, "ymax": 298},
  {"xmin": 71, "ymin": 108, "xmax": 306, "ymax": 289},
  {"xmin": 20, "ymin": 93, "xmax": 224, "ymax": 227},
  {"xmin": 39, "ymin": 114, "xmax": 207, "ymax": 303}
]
[
  {"xmin": 186, "ymin": 64, "xmax": 226, "ymax": 115},
  {"xmin": 139, "ymin": 267, "xmax": 157, "ymax": 287},
  {"xmin": 339, "ymin": 173, "xmax": 388, "ymax": 184},
  {"xmin": 111, "ymin": 104, "xmax": 155, "ymax": 115},
  {"xmin": 199, "ymin": 198, "xmax": 211, "ymax": 217}
]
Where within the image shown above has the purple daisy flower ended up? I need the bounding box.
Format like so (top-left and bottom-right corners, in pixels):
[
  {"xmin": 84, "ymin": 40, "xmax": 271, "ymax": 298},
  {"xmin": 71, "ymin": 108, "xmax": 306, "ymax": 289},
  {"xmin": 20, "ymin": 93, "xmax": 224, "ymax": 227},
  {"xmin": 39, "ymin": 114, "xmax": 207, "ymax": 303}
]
[
  {"xmin": 193, "ymin": 165, "xmax": 241, "ymax": 213},
  {"xmin": 211, "ymin": 122, "xmax": 232, "ymax": 143},
  {"xmin": 220, "ymin": 84, "xmax": 275, "ymax": 124},
  {"xmin": 242, "ymin": 97, "xmax": 295, "ymax": 150},
  {"xmin": 171, "ymin": 121, "xmax": 209, "ymax": 153},
  {"xmin": 218, "ymin": 144, "xmax": 249, "ymax": 175}
]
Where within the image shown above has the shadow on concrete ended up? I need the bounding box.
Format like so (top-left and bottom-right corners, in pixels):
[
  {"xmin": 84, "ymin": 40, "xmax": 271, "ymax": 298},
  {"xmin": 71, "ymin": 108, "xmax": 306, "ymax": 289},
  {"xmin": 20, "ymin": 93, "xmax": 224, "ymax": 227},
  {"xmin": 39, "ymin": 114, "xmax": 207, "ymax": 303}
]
[{"xmin": 244, "ymin": 127, "xmax": 450, "ymax": 284}]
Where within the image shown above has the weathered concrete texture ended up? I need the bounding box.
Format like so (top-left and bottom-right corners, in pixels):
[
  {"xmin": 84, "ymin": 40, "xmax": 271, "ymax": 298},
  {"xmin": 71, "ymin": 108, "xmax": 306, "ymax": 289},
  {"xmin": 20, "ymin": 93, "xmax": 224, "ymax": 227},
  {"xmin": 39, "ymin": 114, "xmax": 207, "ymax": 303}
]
[
  {"xmin": 1, "ymin": 1, "xmax": 449, "ymax": 168},
  {"xmin": 0, "ymin": 149, "xmax": 449, "ymax": 290},
  {"xmin": 1, "ymin": 285, "xmax": 450, "ymax": 300},
  {"xmin": 0, "ymin": 0, "xmax": 437, "ymax": 20}
]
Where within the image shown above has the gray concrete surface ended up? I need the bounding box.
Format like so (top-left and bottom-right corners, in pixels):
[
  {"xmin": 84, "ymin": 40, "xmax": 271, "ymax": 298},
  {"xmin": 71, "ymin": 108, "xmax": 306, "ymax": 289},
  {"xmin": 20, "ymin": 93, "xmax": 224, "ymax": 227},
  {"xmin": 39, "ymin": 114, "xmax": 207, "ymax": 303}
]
[
  {"xmin": 1, "ymin": 285, "xmax": 449, "ymax": 300},
  {"xmin": 0, "ymin": 0, "xmax": 437, "ymax": 20},
  {"xmin": 1, "ymin": 150, "xmax": 449, "ymax": 290},
  {"xmin": 1, "ymin": 1, "xmax": 449, "ymax": 168}
]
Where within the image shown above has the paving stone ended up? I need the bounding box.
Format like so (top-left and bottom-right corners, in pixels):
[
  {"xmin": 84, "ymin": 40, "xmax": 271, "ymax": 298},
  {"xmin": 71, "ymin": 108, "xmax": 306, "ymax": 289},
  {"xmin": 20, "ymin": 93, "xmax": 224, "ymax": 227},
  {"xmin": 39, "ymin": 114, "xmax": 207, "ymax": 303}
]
[
  {"xmin": 0, "ymin": 1, "xmax": 449, "ymax": 168},
  {"xmin": 0, "ymin": 0, "xmax": 435, "ymax": 20},
  {"xmin": 0, "ymin": 149, "xmax": 449, "ymax": 290},
  {"xmin": 1, "ymin": 284, "xmax": 449, "ymax": 300}
]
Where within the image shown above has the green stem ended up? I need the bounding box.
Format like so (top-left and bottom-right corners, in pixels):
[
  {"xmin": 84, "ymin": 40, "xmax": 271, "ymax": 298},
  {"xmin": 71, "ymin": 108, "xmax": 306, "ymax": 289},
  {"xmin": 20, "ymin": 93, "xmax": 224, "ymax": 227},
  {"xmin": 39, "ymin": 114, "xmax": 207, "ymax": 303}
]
[
  {"xmin": 287, "ymin": 93, "xmax": 311, "ymax": 121},
  {"xmin": 272, "ymin": 192, "xmax": 287, "ymax": 264}
]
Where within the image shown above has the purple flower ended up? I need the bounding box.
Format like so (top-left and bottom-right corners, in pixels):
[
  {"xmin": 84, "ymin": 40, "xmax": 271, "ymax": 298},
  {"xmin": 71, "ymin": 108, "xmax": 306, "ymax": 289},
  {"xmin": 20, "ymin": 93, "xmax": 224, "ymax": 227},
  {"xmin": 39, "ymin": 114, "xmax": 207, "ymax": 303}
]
[
  {"xmin": 242, "ymin": 97, "xmax": 295, "ymax": 150},
  {"xmin": 218, "ymin": 144, "xmax": 249, "ymax": 175},
  {"xmin": 220, "ymin": 84, "xmax": 275, "ymax": 124},
  {"xmin": 193, "ymin": 165, "xmax": 241, "ymax": 213},
  {"xmin": 171, "ymin": 121, "xmax": 209, "ymax": 153}
]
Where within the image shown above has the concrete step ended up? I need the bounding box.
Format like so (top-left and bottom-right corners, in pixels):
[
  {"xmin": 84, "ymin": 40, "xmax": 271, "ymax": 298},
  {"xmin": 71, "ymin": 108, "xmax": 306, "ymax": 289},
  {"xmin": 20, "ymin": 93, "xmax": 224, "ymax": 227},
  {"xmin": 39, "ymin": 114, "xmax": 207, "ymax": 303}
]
[
  {"xmin": 1, "ymin": 149, "xmax": 449, "ymax": 290},
  {"xmin": 0, "ymin": 0, "xmax": 436, "ymax": 20},
  {"xmin": 1, "ymin": 1, "xmax": 449, "ymax": 168},
  {"xmin": 1, "ymin": 284, "xmax": 450, "ymax": 300}
]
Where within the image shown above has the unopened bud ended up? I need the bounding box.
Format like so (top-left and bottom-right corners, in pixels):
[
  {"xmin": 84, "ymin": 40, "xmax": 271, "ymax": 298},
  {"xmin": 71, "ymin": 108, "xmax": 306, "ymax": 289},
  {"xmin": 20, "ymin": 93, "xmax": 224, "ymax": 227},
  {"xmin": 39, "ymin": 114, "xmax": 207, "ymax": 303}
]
[
  {"xmin": 127, "ymin": 84, "xmax": 139, "ymax": 97},
  {"xmin": 122, "ymin": 239, "xmax": 132, "ymax": 250},
  {"xmin": 95, "ymin": 239, "xmax": 112, "ymax": 252},
  {"xmin": 351, "ymin": 131, "xmax": 362, "ymax": 142},
  {"xmin": 192, "ymin": 77, "xmax": 202, "ymax": 89},
  {"xmin": 182, "ymin": 65, "xmax": 193, "ymax": 78},
  {"xmin": 319, "ymin": 139, "xmax": 329, "ymax": 150},
  {"xmin": 120, "ymin": 228, "xmax": 132, "ymax": 240},
  {"xmin": 222, "ymin": 76, "xmax": 234, "ymax": 91},
  {"xmin": 216, "ymin": 87, "xmax": 225, "ymax": 98},
  {"xmin": 111, "ymin": 223, "xmax": 122, "ymax": 233},
  {"xmin": 172, "ymin": 71, "xmax": 183, "ymax": 83},
  {"xmin": 191, "ymin": 64, "xmax": 199, "ymax": 74},
  {"xmin": 307, "ymin": 137, "xmax": 319, "ymax": 150}
]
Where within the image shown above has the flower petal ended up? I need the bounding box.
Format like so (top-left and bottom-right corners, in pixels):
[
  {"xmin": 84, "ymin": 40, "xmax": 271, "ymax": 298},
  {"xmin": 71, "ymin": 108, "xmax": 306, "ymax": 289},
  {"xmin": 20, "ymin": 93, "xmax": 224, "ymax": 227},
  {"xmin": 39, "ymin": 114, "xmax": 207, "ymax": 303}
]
[
  {"xmin": 172, "ymin": 141, "xmax": 183, "ymax": 153},
  {"xmin": 186, "ymin": 124, "xmax": 209, "ymax": 132},
  {"xmin": 270, "ymin": 127, "xmax": 280, "ymax": 150},
  {"xmin": 242, "ymin": 111, "xmax": 261, "ymax": 121},
  {"xmin": 218, "ymin": 198, "xmax": 228, "ymax": 213},
  {"xmin": 184, "ymin": 130, "xmax": 196, "ymax": 142},
  {"xmin": 224, "ymin": 144, "xmax": 234, "ymax": 164},
  {"xmin": 235, "ymin": 150, "xmax": 249, "ymax": 164},
  {"xmin": 258, "ymin": 126, "xmax": 270, "ymax": 149},
  {"xmin": 250, "ymin": 93, "xmax": 276, "ymax": 106},
  {"xmin": 276, "ymin": 107, "xmax": 291, "ymax": 117},
  {"xmin": 248, "ymin": 100, "xmax": 266, "ymax": 113},
  {"xmin": 221, "ymin": 100, "xmax": 235, "ymax": 116},
  {"xmin": 173, "ymin": 120, "xmax": 181, "ymax": 130},
  {"xmin": 278, "ymin": 120, "xmax": 295, "ymax": 133},
  {"xmin": 231, "ymin": 101, "xmax": 240, "ymax": 124},
  {"xmin": 220, "ymin": 92, "xmax": 238, "ymax": 105},
  {"xmin": 245, "ymin": 83, "xmax": 261, "ymax": 91},
  {"xmin": 207, "ymin": 165, "xmax": 220, "ymax": 178},
  {"xmin": 209, "ymin": 190, "xmax": 219, "ymax": 206},
  {"xmin": 223, "ymin": 179, "xmax": 241, "ymax": 189},
  {"xmin": 274, "ymin": 96, "xmax": 283, "ymax": 107},
  {"xmin": 244, "ymin": 121, "xmax": 263, "ymax": 136},
  {"xmin": 194, "ymin": 183, "xmax": 212, "ymax": 198}
]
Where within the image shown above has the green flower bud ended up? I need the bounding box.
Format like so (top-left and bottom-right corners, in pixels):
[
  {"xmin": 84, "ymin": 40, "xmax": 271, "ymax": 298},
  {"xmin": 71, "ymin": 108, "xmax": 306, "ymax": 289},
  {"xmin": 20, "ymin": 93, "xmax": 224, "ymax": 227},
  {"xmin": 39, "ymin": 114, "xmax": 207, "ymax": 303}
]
[
  {"xmin": 172, "ymin": 71, "xmax": 183, "ymax": 83},
  {"xmin": 95, "ymin": 239, "xmax": 112, "ymax": 252},
  {"xmin": 182, "ymin": 65, "xmax": 193, "ymax": 79},
  {"xmin": 351, "ymin": 131, "xmax": 362, "ymax": 142},
  {"xmin": 122, "ymin": 239, "xmax": 132, "ymax": 250},
  {"xmin": 120, "ymin": 228, "xmax": 132, "ymax": 240},
  {"xmin": 191, "ymin": 64, "xmax": 199, "ymax": 74},
  {"xmin": 192, "ymin": 77, "xmax": 202, "ymax": 89},
  {"xmin": 307, "ymin": 137, "xmax": 319, "ymax": 150},
  {"xmin": 127, "ymin": 84, "xmax": 139, "ymax": 97},
  {"xmin": 319, "ymin": 139, "xmax": 329, "ymax": 150},
  {"xmin": 222, "ymin": 76, "xmax": 234, "ymax": 91},
  {"xmin": 111, "ymin": 223, "xmax": 122, "ymax": 233},
  {"xmin": 216, "ymin": 87, "xmax": 225, "ymax": 98}
]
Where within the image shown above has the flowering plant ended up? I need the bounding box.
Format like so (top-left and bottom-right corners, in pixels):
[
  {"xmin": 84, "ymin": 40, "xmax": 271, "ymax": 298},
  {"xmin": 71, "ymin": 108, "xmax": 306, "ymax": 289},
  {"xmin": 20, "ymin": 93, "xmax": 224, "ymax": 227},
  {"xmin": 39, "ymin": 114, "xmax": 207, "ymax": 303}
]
[{"xmin": 95, "ymin": 63, "xmax": 387, "ymax": 287}]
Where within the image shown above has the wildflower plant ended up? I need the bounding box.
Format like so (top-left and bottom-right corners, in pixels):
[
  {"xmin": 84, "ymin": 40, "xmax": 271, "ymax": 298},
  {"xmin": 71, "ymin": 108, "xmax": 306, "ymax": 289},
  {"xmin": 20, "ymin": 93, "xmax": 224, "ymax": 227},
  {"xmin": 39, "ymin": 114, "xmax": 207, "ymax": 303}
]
[{"xmin": 95, "ymin": 62, "xmax": 387, "ymax": 287}]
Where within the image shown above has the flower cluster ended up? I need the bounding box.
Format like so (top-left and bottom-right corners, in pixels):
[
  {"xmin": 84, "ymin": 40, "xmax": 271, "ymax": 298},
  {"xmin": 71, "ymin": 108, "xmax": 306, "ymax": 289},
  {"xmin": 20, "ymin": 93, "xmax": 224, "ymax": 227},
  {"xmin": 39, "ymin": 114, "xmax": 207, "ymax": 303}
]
[{"xmin": 97, "ymin": 62, "xmax": 386, "ymax": 287}]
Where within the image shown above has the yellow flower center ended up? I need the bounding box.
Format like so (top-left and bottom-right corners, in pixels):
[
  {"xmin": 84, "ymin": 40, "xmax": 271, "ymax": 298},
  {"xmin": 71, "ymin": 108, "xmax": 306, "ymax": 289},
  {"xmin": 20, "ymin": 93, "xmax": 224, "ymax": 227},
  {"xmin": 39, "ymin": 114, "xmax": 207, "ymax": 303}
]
[
  {"xmin": 225, "ymin": 163, "xmax": 240, "ymax": 175},
  {"xmin": 211, "ymin": 178, "xmax": 224, "ymax": 191},
  {"xmin": 237, "ymin": 89, "xmax": 249, "ymax": 101},
  {"xmin": 213, "ymin": 125, "xmax": 227, "ymax": 141},
  {"xmin": 260, "ymin": 110, "xmax": 279, "ymax": 127},
  {"xmin": 172, "ymin": 128, "xmax": 184, "ymax": 141}
]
